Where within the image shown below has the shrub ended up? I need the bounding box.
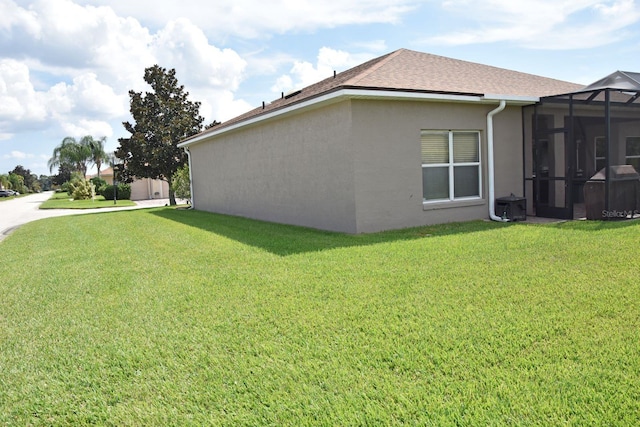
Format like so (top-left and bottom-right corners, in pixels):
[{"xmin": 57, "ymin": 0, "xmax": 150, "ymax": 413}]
[
  {"xmin": 90, "ymin": 177, "xmax": 107, "ymax": 195},
  {"xmin": 101, "ymin": 183, "xmax": 131, "ymax": 200},
  {"xmin": 172, "ymin": 165, "xmax": 190, "ymax": 202},
  {"xmin": 68, "ymin": 178, "xmax": 95, "ymax": 200}
]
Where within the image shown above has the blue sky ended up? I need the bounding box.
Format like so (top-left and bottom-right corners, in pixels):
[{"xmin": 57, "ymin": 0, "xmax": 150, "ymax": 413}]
[{"xmin": 1, "ymin": 0, "xmax": 639, "ymax": 176}]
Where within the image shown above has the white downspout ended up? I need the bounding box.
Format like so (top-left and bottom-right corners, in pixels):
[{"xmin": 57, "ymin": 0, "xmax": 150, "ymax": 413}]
[
  {"xmin": 184, "ymin": 147, "xmax": 194, "ymax": 208},
  {"xmin": 487, "ymin": 100, "xmax": 509, "ymax": 222}
]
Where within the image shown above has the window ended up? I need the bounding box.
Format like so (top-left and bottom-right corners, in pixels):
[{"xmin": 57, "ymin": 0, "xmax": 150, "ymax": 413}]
[
  {"xmin": 626, "ymin": 136, "xmax": 640, "ymax": 171},
  {"xmin": 594, "ymin": 136, "xmax": 606, "ymax": 172},
  {"xmin": 421, "ymin": 130, "xmax": 481, "ymax": 202}
]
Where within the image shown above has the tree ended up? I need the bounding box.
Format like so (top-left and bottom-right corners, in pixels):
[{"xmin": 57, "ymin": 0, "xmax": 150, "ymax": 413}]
[
  {"xmin": 87, "ymin": 136, "xmax": 107, "ymax": 179},
  {"xmin": 7, "ymin": 173, "xmax": 26, "ymax": 194},
  {"xmin": 172, "ymin": 164, "xmax": 191, "ymax": 202},
  {"xmin": 205, "ymin": 120, "xmax": 221, "ymax": 130},
  {"xmin": 52, "ymin": 165, "xmax": 72, "ymax": 187},
  {"xmin": 38, "ymin": 175, "xmax": 53, "ymax": 191},
  {"xmin": 0, "ymin": 174, "xmax": 10, "ymax": 190},
  {"xmin": 48, "ymin": 137, "xmax": 93, "ymax": 178},
  {"xmin": 9, "ymin": 165, "xmax": 36, "ymax": 191},
  {"xmin": 116, "ymin": 65, "xmax": 204, "ymax": 205}
]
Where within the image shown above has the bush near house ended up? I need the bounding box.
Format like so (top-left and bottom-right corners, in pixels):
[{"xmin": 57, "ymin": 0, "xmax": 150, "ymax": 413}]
[
  {"xmin": 100, "ymin": 183, "xmax": 131, "ymax": 200},
  {"xmin": 67, "ymin": 177, "xmax": 94, "ymax": 200},
  {"xmin": 90, "ymin": 177, "xmax": 107, "ymax": 193}
]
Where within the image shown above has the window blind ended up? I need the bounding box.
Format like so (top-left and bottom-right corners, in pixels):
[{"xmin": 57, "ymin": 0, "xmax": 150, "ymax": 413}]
[
  {"xmin": 421, "ymin": 131, "xmax": 448, "ymax": 164},
  {"xmin": 453, "ymin": 132, "xmax": 479, "ymax": 163}
]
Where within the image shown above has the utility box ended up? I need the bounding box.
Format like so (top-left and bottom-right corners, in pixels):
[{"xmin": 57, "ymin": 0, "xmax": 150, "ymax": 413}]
[
  {"xmin": 495, "ymin": 194, "xmax": 527, "ymax": 221},
  {"xmin": 584, "ymin": 165, "xmax": 640, "ymax": 220}
]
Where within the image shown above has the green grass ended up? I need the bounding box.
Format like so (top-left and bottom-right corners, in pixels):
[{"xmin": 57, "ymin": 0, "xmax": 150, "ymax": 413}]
[
  {"xmin": 0, "ymin": 193, "xmax": 26, "ymax": 202},
  {"xmin": 1, "ymin": 209, "xmax": 639, "ymax": 426},
  {"xmin": 39, "ymin": 191, "xmax": 135, "ymax": 209}
]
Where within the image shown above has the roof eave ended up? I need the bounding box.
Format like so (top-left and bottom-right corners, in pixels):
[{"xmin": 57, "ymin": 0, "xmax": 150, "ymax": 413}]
[{"xmin": 178, "ymin": 89, "xmax": 539, "ymax": 148}]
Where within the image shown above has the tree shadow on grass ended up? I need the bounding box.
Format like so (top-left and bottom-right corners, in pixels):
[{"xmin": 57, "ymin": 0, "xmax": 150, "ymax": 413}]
[{"xmin": 148, "ymin": 208, "xmax": 514, "ymax": 256}]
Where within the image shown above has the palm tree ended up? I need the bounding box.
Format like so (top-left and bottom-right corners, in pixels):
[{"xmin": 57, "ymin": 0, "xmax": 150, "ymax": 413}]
[
  {"xmin": 48, "ymin": 136, "xmax": 93, "ymax": 179},
  {"xmin": 85, "ymin": 136, "xmax": 107, "ymax": 179}
]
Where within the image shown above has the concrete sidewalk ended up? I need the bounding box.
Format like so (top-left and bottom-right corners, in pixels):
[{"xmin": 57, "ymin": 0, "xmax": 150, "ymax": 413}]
[{"xmin": 0, "ymin": 191, "xmax": 187, "ymax": 243}]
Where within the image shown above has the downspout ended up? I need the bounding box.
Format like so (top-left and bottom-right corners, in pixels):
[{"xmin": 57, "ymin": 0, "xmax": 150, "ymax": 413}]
[
  {"xmin": 487, "ymin": 100, "xmax": 509, "ymax": 222},
  {"xmin": 184, "ymin": 147, "xmax": 195, "ymax": 209}
]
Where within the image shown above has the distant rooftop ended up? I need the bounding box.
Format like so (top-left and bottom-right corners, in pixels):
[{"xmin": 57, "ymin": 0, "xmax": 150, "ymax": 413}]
[{"xmin": 582, "ymin": 71, "xmax": 640, "ymax": 92}]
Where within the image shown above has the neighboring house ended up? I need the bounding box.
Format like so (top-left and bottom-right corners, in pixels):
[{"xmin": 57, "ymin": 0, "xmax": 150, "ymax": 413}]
[
  {"xmin": 179, "ymin": 48, "xmax": 640, "ymax": 233},
  {"xmin": 89, "ymin": 167, "xmax": 169, "ymax": 201}
]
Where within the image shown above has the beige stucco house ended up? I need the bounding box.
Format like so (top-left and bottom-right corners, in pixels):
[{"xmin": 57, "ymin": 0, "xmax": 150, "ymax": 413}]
[
  {"xmin": 179, "ymin": 49, "xmax": 639, "ymax": 233},
  {"xmin": 90, "ymin": 167, "xmax": 169, "ymax": 201}
]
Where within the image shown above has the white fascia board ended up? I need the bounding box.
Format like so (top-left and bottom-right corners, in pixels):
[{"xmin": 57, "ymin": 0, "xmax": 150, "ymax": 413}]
[
  {"xmin": 482, "ymin": 94, "xmax": 539, "ymax": 105},
  {"xmin": 343, "ymin": 88, "xmax": 482, "ymax": 103},
  {"xmin": 178, "ymin": 89, "xmax": 533, "ymax": 148}
]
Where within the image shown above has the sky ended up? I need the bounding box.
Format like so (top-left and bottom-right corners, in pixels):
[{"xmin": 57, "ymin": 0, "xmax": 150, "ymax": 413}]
[{"xmin": 1, "ymin": 0, "xmax": 639, "ymax": 177}]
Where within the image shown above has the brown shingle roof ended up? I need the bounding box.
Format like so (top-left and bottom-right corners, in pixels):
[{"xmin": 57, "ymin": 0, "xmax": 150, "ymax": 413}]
[
  {"xmin": 345, "ymin": 49, "xmax": 583, "ymax": 97},
  {"xmin": 184, "ymin": 49, "xmax": 583, "ymax": 142}
]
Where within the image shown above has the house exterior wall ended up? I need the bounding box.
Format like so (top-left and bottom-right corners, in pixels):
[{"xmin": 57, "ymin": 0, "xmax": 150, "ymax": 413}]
[
  {"xmin": 349, "ymin": 100, "xmax": 523, "ymax": 232},
  {"xmin": 188, "ymin": 101, "xmax": 358, "ymax": 232},
  {"xmin": 188, "ymin": 98, "xmax": 524, "ymax": 233},
  {"xmin": 130, "ymin": 178, "xmax": 169, "ymax": 201},
  {"xmin": 88, "ymin": 170, "xmax": 169, "ymax": 201}
]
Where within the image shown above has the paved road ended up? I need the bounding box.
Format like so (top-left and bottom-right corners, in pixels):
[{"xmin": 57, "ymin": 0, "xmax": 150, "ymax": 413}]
[{"xmin": 0, "ymin": 191, "xmax": 179, "ymax": 242}]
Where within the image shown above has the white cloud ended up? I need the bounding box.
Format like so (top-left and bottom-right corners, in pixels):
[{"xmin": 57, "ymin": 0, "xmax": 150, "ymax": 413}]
[
  {"xmin": 272, "ymin": 47, "xmax": 375, "ymax": 93},
  {"xmin": 199, "ymin": 90, "xmax": 254, "ymax": 123},
  {"xmin": 0, "ymin": 0, "xmax": 40, "ymax": 36},
  {"xmin": 45, "ymin": 73, "xmax": 127, "ymax": 119},
  {"xmin": 0, "ymin": 0, "xmax": 254, "ymax": 137},
  {"xmin": 74, "ymin": 0, "xmax": 417, "ymax": 39},
  {"xmin": 152, "ymin": 18, "xmax": 247, "ymax": 91},
  {"xmin": 60, "ymin": 119, "xmax": 113, "ymax": 139},
  {"xmin": 424, "ymin": 0, "xmax": 640, "ymax": 49},
  {"xmin": 271, "ymin": 75, "xmax": 294, "ymax": 94},
  {"xmin": 3, "ymin": 150, "xmax": 34, "ymax": 160},
  {"xmin": 0, "ymin": 59, "xmax": 47, "ymax": 123}
]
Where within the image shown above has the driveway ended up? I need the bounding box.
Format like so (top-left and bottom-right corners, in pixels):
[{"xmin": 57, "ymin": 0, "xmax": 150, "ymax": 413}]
[{"xmin": 0, "ymin": 191, "xmax": 179, "ymax": 242}]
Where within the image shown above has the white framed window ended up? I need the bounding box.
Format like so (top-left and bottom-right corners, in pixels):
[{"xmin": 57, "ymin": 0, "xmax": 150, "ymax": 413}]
[
  {"xmin": 594, "ymin": 136, "xmax": 606, "ymax": 172},
  {"xmin": 421, "ymin": 130, "xmax": 481, "ymax": 202},
  {"xmin": 626, "ymin": 136, "xmax": 640, "ymax": 171}
]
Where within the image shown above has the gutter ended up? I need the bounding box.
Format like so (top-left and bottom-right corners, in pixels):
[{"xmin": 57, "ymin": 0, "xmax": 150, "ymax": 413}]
[
  {"xmin": 183, "ymin": 147, "xmax": 194, "ymax": 209},
  {"xmin": 486, "ymin": 100, "xmax": 509, "ymax": 222}
]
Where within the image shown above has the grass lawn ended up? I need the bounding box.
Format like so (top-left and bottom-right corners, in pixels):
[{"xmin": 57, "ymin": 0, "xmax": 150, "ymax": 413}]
[
  {"xmin": 39, "ymin": 191, "xmax": 136, "ymax": 209},
  {"xmin": 0, "ymin": 193, "xmax": 26, "ymax": 202},
  {"xmin": 1, "ymin": 209, "xmax": 639, "ymax": 426}
]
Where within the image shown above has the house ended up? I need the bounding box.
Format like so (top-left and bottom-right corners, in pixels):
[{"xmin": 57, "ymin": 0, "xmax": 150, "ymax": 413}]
[
  {"xmin": 178, "ymin": 48, "xmax": 640, "ymax": 233},
  {"xmin": 89, "ymin": 167, "xmax": 170, "ymax": 201}
]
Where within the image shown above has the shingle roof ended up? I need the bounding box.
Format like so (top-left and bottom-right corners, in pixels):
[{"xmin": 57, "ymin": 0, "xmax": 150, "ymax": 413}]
[
  {"xmin": 185, "ymin": 49, "xmax": 583, "ymax": 141},
  {"xmin": 344, "ymin": 49, "xmax": 583, "ymax": 96}
]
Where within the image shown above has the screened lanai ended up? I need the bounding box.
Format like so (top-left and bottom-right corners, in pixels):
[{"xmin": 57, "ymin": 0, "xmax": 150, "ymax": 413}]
[{"xmin": 523, "ymin": 71, "xmax": 640, "ymax": 220}]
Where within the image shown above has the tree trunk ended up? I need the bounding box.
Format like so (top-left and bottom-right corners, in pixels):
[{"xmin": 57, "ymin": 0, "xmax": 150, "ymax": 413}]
[{"xmin": 167, "ymin": 177, "xmax": 176, "ymax": 205}]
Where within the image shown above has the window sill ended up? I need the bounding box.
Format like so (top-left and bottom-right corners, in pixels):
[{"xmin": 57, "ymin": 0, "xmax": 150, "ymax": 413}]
[{"xmin": 422, "ymin": 198, "xmax": 485, "ymax": 211}]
